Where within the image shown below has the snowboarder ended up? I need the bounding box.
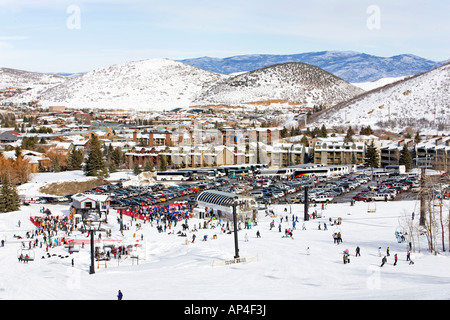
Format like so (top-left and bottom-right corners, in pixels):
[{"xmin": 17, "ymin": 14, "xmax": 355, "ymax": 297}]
[
  {"xmin": 378, "ymin": 247, "xmax": 382, "ymax": 257},
  {"xmin": 355, "ymin": 246, "xmax": 361, "ymax": 257},
  {"xmin": 386, "ymin": 247, "xmax": 390, "ymax": 256},
  {"xmin": 393, "ymin": 253, "xmax": 398, "ymax": 266},
  {"xmin": 256, "ymin": 230, "xmax": 261, "ymax": 238},
  {"xmin": 380, "ymin": 256, "xmax": 387, "ymax": 267}
]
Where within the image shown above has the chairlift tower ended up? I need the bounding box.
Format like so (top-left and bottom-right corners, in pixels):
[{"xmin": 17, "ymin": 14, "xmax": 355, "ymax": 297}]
[
  {"xmin": 81, "ymin": 202, "xmax": 106, "ymax": 275},
  {"xmin": 197, "ymin": 190, "xmax": 258, "ymax": 263}
]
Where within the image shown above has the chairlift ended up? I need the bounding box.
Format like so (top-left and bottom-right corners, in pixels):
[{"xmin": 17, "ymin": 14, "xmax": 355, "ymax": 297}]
[{"xmin": 17, "ymin": 248, "xmax": 35, "ymax": 262}]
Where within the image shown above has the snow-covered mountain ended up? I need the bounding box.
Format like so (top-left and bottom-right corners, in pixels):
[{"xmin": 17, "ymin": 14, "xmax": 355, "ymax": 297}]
[
  {"xmin": 0, "ymin": 68, "xmax": 66, "ymax": 100},
  {"xmin": 309, "ymin": 62, "xmax": 450, "ymax": 131},
  {"xmin": 193, "ymin": 62, "xmax": 365, "ymax": 108},
  {"xmin": 7, "ymin": 59, "xmax": 227, "ymax": 111},
  {"xmin": 181, "ymin": 51, "xmax": 441, "ymax": 83},
  {"xmin": 0, "ymin": 68, "xmax": 65, "ymax": 88},
  {"xmin": 7, "ymin": 59, "xmax": 364, "ymax": 111}
]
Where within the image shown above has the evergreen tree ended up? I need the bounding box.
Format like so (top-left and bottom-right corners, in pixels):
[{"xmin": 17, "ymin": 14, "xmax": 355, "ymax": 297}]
[
  {"xmin": 68, "ymin": 148, "xmax": 84, "ymax": 170},
  {"xmin": 344, "ymin": 126, "xmax": 355, "ymax": 143},
  {"xmin": 300, "ymin": 135, "xmax": 309, "ymax": 147},
  {"xmin": 0, "ymin": 176, "xmax": 20, "ymax": 213},
  {"xmin": 360, "ymin": 125, "xmax": 374, "ymax": 135},
  {"xmin": 320, "ymin": 124, "xmax": 327, "ymax": 137},
  {"xmin": 414, "ymin": 132, "xmax": 422, "ymax": 144},
  {"xmin": 111, "ymin": 147, "xmax": 124, "ymax": 167},
  {"xmin": 133, "ymin": 162, "xmax": 141, "ymax": 175},
  {"xmin": 143, "ymin": 160, "xmax": 153, "ymax": 172},
  {"xmin": 364, "ymin": 142, "xmax": 380, "ymax": 169},
  {"xmin": 108, "ymin": 160, "xmax": 117, "ymax": 174},
  {"xmin": 159, "ymin": 154, "xmax": 167, "ymax": 171},
  {"xmin": 84, "ymin": 135, "xmax": 108, "ymax": 178},
  {"xmin": 399, "ymin": 144, "xmax": 413, "ymax": 171}
]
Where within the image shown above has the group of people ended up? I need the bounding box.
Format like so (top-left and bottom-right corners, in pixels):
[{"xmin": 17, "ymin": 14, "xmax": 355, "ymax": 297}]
[
  {"xmin": 342, "ymin": 245, "xmax": 415, "ymax": 267},
  {"xmin": 120, "ymin": 203, "xmax": 193, "ymax": 224}
]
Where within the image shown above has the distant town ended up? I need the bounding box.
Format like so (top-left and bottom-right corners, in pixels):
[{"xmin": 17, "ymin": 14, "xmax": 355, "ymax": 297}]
[{"xmin": 0, "ymin": 103, "xmax": 449, "ymax": 185}]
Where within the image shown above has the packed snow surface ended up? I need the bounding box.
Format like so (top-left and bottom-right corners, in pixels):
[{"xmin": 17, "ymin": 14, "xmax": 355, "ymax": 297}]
[{"xmin": 1, "ymin": 172, "xmax": 450, "ymax": 300}]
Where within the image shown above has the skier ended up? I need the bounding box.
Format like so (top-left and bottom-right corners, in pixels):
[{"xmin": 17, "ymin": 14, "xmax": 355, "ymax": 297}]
[
  {"xmin": 117, "ymin": 290, "xmax": 123, "ymax": 300},
  {"xmin": 393, "ymin": 253, "xmax": 398, "ymax": 266},
  {"xmin": 256, "ymin": 230, "xmax": 261, "ymax": 238},
  {"xmin": 380, "ymin": 256, "xmax": 387, "ymax": 267},
  {"xmin": 378, "ymin": 247, "xmax": 382, "ymax": 257},
  {"xmin": 244, "ymin": 233, "xmax": 248, "ymax": 242},
  {"xmin": 386, "ymin": 247, "xmax": 390, "ymax": 256},
  {"xmin": 355, "ymin": 246, "xmax": 361, "ymax": 257}
]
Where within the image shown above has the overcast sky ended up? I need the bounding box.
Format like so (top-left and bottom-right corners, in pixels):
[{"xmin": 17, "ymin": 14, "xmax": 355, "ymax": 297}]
[{"xmin": 0, "ymin": 0, "xmax": 449, "ymax": 73}]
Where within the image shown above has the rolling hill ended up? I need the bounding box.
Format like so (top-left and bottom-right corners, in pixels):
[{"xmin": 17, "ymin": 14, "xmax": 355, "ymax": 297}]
[
  {"xmin": 308, "ymin": 62, "xmax": 450, "ymax": 131},
  {"xmin": 193, "ymin": 62, "xmax": 365, "ymax": 108}
]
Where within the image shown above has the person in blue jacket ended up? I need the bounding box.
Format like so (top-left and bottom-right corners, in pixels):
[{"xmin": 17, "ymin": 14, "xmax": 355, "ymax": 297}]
[{"xmin": 117, "ymin": 290, "xmax": 123, "ymax": 300}]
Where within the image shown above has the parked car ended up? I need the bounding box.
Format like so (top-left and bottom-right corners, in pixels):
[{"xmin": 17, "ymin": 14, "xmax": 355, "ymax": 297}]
[{"xmin": 310, "ymin": 194, "xmax": 334, "ymax": 203}]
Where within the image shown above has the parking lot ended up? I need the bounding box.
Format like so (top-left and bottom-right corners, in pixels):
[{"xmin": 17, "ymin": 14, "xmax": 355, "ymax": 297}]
[{"xmin": 36, "ymin": 169, "xmax": 447, "ymax": 210}]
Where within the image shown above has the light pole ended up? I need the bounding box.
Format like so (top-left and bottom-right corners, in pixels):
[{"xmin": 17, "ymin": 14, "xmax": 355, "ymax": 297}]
[
  {"xmin": 232, "ymin": 201, "xmax": 240, "ymax": 260},
  {"xmin": 304, "ymin": 186, "xmax": 309, "ymax": 221}
]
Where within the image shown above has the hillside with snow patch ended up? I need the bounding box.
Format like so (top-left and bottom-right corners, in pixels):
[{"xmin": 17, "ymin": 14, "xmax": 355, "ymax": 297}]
[
  {"xmin": 309, "ymin": 62, "xmax": 450, "ymax": 131},
  {"xmin": 193, "ymin": 62, "xmax": 365, "ymax": 108},
  {"xmin": 7, "ymin": 59, "xmax": 227, "ymax": 111},
  {"xmin": 0, "ymin": 68, "xmax": 66, "ymax": 101}
]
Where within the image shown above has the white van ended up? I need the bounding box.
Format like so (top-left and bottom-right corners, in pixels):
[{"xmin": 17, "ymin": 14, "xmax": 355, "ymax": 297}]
[{"xmin": 373, "ymin": 193, "xmax": 395, "ymax": 201}]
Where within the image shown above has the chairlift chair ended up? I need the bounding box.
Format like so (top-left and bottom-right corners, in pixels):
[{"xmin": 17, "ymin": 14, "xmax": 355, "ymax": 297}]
[{"xmin": 17, "ymin": 248, "xmax": 35, "ymax": 262}]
